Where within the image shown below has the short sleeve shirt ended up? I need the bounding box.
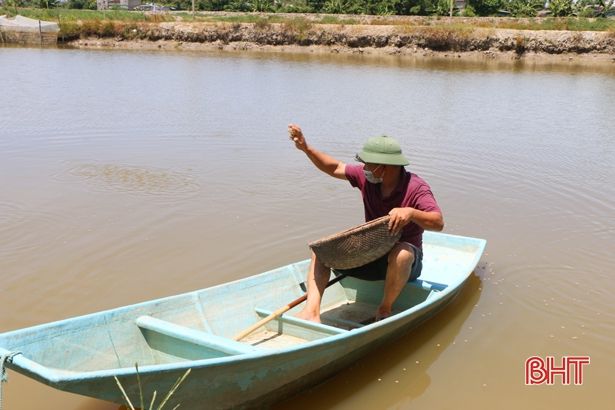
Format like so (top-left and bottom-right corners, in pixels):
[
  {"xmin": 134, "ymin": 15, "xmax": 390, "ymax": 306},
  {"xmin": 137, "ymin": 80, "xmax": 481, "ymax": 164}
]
[{"xmin": 345, "ymin": 164, "xmax": 441, "ymax": 249}]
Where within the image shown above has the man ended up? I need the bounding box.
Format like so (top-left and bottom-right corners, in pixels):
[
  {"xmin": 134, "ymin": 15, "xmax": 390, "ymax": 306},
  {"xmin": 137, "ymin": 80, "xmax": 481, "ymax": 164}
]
[{"xmin": 288, "ymin": 123, "xmax": 444, "ymax": 322}]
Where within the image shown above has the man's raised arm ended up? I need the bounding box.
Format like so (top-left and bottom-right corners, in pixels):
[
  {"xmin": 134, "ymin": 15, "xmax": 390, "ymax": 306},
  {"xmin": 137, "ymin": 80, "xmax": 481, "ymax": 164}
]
[{"xmin": 288, "ymin": 124, "xmax": 347, "ymax": 180}]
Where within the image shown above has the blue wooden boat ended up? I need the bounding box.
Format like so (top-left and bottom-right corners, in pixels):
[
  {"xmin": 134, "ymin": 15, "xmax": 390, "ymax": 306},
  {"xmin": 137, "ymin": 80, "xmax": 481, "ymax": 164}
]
[{"xmin": 0, "ymin": 231, "xmax": 486, "ymax": 409}]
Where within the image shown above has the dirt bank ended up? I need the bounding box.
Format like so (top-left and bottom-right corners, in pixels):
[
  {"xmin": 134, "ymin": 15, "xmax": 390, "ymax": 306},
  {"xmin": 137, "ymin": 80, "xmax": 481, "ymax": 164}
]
[{"xmin": 64, "ymin": 20, "xmax": 615, "ymax": 65}]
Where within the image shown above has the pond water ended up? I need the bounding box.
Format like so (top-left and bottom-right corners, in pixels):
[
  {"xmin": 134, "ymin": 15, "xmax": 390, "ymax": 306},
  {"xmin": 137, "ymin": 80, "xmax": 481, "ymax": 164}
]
[{"xmin": 1, "ymin": 46, "xmax": 614, "ymax": 409}]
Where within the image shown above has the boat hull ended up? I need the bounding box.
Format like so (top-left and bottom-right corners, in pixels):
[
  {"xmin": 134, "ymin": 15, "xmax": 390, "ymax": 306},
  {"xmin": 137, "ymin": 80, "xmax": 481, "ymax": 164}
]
[{"xmin": 69, "ymin": 287, "xmax": 456, "ymax": 409}]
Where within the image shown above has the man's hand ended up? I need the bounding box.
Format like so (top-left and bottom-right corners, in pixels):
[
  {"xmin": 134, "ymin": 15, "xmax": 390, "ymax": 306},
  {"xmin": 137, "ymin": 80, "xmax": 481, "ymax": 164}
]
[
  {"xmin": 288, "ymin": 124, "xmax": 308, "ymax": 152},
  {"xmin": 388, "ymin": 207, "xmax": 414, "ymax": 235}
]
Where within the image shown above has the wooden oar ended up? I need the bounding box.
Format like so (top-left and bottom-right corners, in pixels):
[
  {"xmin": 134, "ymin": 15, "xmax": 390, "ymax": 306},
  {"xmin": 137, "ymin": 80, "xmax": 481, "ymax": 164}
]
[{"xmin": 233, "ymin": 274, "xmax": 347, "ymax": 341}]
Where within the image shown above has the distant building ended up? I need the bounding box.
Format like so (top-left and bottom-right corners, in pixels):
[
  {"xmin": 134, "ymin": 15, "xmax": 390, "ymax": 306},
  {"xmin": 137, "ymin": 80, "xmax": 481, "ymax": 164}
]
[{"xmin": 97, "ymin": 0, "xmax": 141, "ymax": 10}]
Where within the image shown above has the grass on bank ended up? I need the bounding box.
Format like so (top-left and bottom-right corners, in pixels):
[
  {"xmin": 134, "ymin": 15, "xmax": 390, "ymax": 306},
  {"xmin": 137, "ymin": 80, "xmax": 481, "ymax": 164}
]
[
  {"xmin": 0, "ymin": 7, "xmax": 175, "ymax": 22},
  {"xmin": 2, "ymin": 7, "xmax": 615, "ymax": 35}
]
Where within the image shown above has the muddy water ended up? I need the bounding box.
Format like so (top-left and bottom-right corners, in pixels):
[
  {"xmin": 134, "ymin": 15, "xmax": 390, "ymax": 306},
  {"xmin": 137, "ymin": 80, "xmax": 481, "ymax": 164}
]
[{"xmin": 1, "ymin": 47, "xmax": 614, "ymax": 409}]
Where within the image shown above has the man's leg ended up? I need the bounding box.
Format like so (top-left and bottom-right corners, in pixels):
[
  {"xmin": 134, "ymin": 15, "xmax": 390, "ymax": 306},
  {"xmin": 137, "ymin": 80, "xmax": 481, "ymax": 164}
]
[
  {"xmin": 296, "ymin": 251, "xmax": 331, "ymax": 323},
  {"xmin": 376, "ymin": 242, "xmax": 415, "ymax": 320}
]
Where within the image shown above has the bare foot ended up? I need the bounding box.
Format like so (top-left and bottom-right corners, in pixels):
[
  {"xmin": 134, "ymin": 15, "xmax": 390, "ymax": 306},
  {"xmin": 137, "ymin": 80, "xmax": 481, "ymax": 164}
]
[
  {"xmin": 375, "ymin": 305, "xmax": 392, "ymax": 321},
  {"xmin": 295, "ymin": 308, "xmax": 321, "ymax": 323}
]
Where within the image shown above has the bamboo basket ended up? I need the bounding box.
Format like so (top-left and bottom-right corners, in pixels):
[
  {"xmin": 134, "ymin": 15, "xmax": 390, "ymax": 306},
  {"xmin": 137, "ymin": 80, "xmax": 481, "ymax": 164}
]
[{"xmin": 309, "ymin": 216, "xmax": 400, "ymax": 269}]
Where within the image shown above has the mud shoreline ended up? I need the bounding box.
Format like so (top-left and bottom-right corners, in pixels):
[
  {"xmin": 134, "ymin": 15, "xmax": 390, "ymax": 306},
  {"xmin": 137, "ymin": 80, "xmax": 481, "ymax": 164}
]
[
  {"xmin": 60, "ymin": 20, "xmax": 615, "ymax": 67},
  {"xmin": 67, "ymin": 37, "xmax": 615, "ymax": 67}
]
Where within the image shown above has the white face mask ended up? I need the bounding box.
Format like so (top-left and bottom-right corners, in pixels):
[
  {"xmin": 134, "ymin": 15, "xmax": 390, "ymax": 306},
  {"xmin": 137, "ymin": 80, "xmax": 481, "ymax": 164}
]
[{"xmin": 364, "ymin": 165, "xmax": 383, "ymax": 184}]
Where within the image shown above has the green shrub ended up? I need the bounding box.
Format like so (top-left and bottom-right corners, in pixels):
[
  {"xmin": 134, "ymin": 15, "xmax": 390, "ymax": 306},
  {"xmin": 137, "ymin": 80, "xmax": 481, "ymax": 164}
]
[
  {"xmin": 549, "ymin": 0, "xmax": 573, "ymax": 16},
  {"xmin": 66, "ymin": 0, "xmax": 97, "ymax": 9},
  {"xmin": 322, "ymin": 0, "xmax": 346, "ymax": 14},
  {"xmin": 428, "ymin": 0, "xmax": 454, "ymax": 16},
  {"xmin": 222, "ymin": 0, "xmax": 252, "ymax": 10},
  {"xmin": 503, "ymin": 0, "xmax": 543, "ymax": 17},
  {"xmin": 58, "ymin": 20, "xmax": 80, "ymax": 41},
  {"xmin": 100, "ymin": 20, "xmax": 115, "ymax": 37},
  {"xmin": 80, "ymin": 19, "xmax": 101, "ymax": 37},
  {"xmin": 461, "ymin": 5, "xmax": 477, "ymax": 16},
  {"xmin": 467, "ymin": 0, "xmax": 501, "ymax": 16},
  {"xmin": 409, "ymin": 5, "xmax": 421, "ymax": 14}
]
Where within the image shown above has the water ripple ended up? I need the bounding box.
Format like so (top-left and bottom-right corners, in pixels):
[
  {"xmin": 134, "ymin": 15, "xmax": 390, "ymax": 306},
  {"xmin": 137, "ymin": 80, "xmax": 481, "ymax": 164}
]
[
  {"xmin": 64, "ymin": 163, "xmax": 200, "ymax": 198},
  {"xmin": 487, "ymin": 263, "xmax": 614, "ymax": 327},
  {"xmin": 0, "ymin": 207, "xmax": 72, "ymax": 261},
  {"xmin": 0, "ymin": 200, "xmax": 28, "ymax": 228}
]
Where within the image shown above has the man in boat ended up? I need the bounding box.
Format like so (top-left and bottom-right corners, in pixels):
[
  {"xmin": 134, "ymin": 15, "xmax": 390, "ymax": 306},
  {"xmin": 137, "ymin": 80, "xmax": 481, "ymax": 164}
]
[{"xmin": 288, "ymin": 124, "xmax": 444, "ymax": 322}]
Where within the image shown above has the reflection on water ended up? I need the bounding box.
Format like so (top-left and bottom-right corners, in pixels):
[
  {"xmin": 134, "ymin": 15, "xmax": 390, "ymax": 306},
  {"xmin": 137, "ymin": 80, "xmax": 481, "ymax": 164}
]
[
  {"xmin": 0, "ymin": 47, "xmax": 614, "ymax": 409},
  {"xmin": 118, "ymin": 46, "xmax": 615, "ymax": 76},
  {"xmin": 275, "ymin": 270, "xmax": 484, "ymax": 409}
]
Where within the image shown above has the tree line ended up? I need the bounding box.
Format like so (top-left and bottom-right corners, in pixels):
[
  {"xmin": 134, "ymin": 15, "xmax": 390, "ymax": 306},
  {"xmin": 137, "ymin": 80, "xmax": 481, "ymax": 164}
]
[{"xmin": 3, "ymin": 0, "xmax": 614, "ymax": 18}]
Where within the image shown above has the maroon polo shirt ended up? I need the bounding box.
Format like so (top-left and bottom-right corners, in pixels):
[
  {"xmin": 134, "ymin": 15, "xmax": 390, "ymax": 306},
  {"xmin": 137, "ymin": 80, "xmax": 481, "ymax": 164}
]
[{"xmin": 345, "ymin": 164, "xmax": 441, "ymax": 249}]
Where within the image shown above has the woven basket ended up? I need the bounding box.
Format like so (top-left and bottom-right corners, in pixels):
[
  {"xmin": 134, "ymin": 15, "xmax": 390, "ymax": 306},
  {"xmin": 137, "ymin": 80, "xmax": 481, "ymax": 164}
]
[{"xmin": 308, "ymin": 216, "xmax": 401, "ymax": 270}]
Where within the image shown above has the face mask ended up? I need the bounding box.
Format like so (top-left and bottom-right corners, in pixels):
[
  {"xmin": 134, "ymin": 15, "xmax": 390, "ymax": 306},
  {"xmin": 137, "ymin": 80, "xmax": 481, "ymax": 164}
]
[{"xmin": 364, "ymin": 166, "xmax": 383, "ymax": 184}]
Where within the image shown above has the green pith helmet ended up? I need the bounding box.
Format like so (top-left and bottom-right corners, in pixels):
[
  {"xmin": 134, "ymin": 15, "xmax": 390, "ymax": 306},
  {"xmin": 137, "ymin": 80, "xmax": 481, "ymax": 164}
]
[{"xmin": 356, "ymin": 135, "xmax": 409, "ymax": 166}]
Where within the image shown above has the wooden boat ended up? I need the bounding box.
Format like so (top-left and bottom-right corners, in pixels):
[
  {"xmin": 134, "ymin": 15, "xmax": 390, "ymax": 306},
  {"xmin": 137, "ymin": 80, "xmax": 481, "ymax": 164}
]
[{"xmin": 0, "ymin": 231, "xmax": 486, "ymax": 409}]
